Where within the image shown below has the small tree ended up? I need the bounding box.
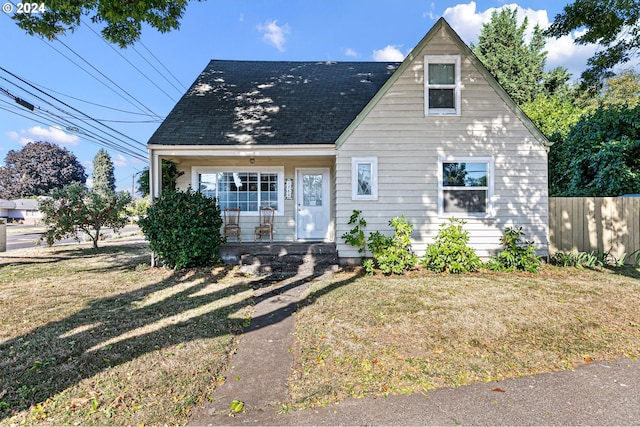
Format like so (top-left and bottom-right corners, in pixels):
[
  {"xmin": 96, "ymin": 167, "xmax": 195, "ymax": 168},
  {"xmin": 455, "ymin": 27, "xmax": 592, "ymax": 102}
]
[
  {"xmin": 138, "ymin": 189, "xmax": 223, "ymax": 269},
  {"xmin": 39, "ymin": 183, "xmax": 132, "ymax": 249},
  {"xmin": 92, "ymin": 149, "xmax": 116, "ymax": 196}
]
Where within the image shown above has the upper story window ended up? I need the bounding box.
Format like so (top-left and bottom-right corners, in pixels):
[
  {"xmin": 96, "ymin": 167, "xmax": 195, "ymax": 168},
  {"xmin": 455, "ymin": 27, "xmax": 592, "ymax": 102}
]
[
  {"xmin": 193, "ymin": 166, "xmax": 284, "ymax": 215},
  {"xmin": 425, "ymin": 55, "xmax": 461, "ymax": 116}
]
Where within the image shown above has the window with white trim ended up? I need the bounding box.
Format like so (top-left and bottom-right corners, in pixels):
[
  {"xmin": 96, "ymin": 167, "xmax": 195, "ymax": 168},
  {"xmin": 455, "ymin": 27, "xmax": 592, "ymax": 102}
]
[
  {"xmin": 438, "ymin": 158, "xmax": 493, "ymax": 216},
  {"xmin": 351, "ymin": 157, "xmax": 378, "ymax": 200},
  {"xmin": 193, "ymin": 167, "xmax": 284, "ymax": 215},
  {"xmin": 425, "ymin": 55, "xmax": 461, "ymax": 116}
]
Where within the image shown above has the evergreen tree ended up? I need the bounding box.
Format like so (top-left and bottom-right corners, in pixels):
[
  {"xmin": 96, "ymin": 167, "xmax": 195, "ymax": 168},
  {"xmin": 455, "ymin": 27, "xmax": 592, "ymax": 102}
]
[
  {"xmin": 471, "ymin": 8, "xmax": 567, "ymax": 105},
  {"xmin": 92, "ymin": 149, "xmax": 116, "ymax": 196}
]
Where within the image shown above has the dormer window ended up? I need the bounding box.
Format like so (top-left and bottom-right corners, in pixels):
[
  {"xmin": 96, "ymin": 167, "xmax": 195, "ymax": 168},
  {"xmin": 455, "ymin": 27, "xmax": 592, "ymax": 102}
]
[{"xmin": 425, "ymin": 55, "xmax": 461, "ymax": 116}]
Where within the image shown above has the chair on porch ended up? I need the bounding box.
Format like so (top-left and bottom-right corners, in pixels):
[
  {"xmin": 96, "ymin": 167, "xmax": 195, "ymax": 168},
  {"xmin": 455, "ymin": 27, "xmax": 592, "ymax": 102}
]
[
  {"xmin": 223, "ymin": 207, "xmax": 242, "ymax": 242},
  {"xmin": 254, "ymin": 206, "xmax": 275, "ymax": 242}
]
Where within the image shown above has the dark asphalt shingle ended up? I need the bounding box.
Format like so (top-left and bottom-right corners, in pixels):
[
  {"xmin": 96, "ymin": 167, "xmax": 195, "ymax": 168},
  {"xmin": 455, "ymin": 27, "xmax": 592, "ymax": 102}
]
[{"xmin": 148, "ymin": 60, "xmax": 399, "ymax": 146}]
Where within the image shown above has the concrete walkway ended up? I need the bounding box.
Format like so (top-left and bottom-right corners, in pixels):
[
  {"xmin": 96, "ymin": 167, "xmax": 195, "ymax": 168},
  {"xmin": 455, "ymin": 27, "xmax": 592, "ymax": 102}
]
[{"xmin": 189, "ymin": 271, "xmax": 640, "ymax": 426}]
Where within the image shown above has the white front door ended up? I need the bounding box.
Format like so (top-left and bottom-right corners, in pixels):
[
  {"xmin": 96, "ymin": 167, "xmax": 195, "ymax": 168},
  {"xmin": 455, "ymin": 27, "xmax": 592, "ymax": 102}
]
[{"xmin": 296, "ymin": 168, "xmax": 330, "ymax": 240}]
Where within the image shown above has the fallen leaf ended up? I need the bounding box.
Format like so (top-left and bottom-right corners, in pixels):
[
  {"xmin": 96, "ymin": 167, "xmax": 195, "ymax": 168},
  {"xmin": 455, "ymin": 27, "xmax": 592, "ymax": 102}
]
[
  {"xmin": 491, "ymin": 387, "xmax": 506, "ymax": 393},
  {"xmin": 584, "ymin": 357, "xmax": 594, "ymax": 363}
]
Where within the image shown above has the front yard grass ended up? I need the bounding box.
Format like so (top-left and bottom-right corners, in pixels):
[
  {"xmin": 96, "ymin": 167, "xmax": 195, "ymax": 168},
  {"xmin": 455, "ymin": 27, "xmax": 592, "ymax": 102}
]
[
  {"xmin": 2, "ymin": 239, "xmax": 639, "ymax": 424},
  {"xmin": 291, "ymin": 266, "xmax": 640, "ymax": 407},
  {"xmin": 0, "ymin": 239, "xmax": 255, "ymax": 426}
]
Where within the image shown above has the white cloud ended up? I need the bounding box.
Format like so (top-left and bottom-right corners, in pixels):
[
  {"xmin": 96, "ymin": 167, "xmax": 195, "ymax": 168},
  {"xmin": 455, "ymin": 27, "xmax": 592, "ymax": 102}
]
[
  {"xmin": 7, "ymin": 125, "xmax": 79, "ymax": 146},
  {"xmin": 373, "ymin": 45, "xmax": 405, "ymax": 62},
  {"xmin": 113, "ymin": 154, "xmax": 127, "ymax": 168},
  {"xmin": 442, "ymin": 1, "xmax": 599, "ymax": 79},
  {"xmin": 345, "ymin": 48, "xmax": 358, "ymax": 58},
  {"xmin": 258, "ymin": 20, "xmax": 290, "ymax": 52}
]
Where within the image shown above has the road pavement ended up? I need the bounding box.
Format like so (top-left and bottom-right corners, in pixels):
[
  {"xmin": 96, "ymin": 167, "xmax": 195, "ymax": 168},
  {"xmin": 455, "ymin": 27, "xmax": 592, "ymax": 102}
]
[{"xmin": 1, "ymin": 223, "xmax": 141, "ymax": 251}]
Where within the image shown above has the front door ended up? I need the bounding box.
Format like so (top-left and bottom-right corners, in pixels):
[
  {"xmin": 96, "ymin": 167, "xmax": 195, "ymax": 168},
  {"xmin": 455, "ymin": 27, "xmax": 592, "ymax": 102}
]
[{"xmin": 296, "ymin": 168, "xmax": 330, "ymax": 240}]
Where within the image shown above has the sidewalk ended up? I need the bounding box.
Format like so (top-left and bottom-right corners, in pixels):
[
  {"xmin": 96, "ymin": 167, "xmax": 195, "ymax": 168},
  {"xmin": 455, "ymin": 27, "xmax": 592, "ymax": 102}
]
[{"xmin": 188, "ymin": 271, "xmax": 640, "ymax": 426}]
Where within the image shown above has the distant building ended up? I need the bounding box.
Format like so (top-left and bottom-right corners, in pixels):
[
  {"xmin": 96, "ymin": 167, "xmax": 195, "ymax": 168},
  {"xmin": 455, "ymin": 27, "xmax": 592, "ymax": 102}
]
[{"xmin": 0, "ymin": 199, "xmax": 41, "ymax": 224}]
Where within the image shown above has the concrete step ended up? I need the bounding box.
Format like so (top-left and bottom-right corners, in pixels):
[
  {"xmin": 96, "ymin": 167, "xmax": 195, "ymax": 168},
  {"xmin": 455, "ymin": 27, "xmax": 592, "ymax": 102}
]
[{"xmin": 220, "ymin": 243, "xmax": 338, "ymax": 276}]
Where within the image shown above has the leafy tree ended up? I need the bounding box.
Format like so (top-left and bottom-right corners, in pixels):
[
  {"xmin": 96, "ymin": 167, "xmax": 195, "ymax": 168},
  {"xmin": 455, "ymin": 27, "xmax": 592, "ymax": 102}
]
[
  {"xmin": 521, "ymin": 93, "xmax": 583, "ymax": 139},
  {"xmin": 92, "ymin": 149, "xmax": 116, "ymax": 196},
  {"xmin": 582, "ymin": 70, "xmax": 640, "ymax": 112},
  {"xmin": 471, "ymin": 8, "xmax": 567, "ymax": 105},
  {"xmin": 12, "ymin": 0, "xmax": 190, "ymax": 47},
  {"xmin": 545, "ymin": 0, "xmax": 640, "ymax": 90},
  {"xmin": 136, "ymin": 160, "xmax": 184, "ymax": 197},
  {"xmin": 0, "ymin": 141, "xmax": 86, "ymax": 199},
  {"xmin": 138, "ymin": 189, "xmax": 223, "ymax": 269},
  {"xmin": 39, "ymin": 183, "xmax": 132, "ymax": 249},
  {"xmin": 549, "ymin": 105, "xmax": 640, "ymax": 196}
]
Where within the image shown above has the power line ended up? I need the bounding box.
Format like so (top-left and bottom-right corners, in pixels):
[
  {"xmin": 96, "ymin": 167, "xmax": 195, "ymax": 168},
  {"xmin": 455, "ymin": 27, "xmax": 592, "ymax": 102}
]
[
  {"xmin": 37, "ymin": 36, "xmax": 162, "ymax": 119},
  {"xmin": 131, "ymin": 42, "xmax": 187, "ymax": 95},
  {"xmin": 138, "ymin": 40, "xmax": 188, "ymax": 91},
  {"xmin": 53, "ymin": 37, "xmax": 164, "ymax": 120},
  {"xmin": 0, "ymin": 71, "xmax": 148, "ymax": 161},
  {"xmin": 0, "ymin": 99, "xmax": 147, "ymax": 161},
  {"xmin": 23, "ymin": 80, "xmax": 164, "ymax": 117},
  {"xmin": 82, "ymin": 20, "xmax": 180, "ymax": 103}
]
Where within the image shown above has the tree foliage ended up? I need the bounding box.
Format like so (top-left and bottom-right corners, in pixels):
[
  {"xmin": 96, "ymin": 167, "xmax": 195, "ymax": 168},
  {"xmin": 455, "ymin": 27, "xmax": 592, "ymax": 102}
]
[
  {"xmin": 581, "ymin": 70, "xmax": 640, "ymax": 112},
  {"xmin": 136, "ymin": 160, "xmax": 184, "ymax": 197},
  {"xmin": 39, "ymin": 183, "xmax": 132, "ymax": 249},
  {"xmin": 549, "ymin": 104, "xmax": 640, "ymax": 196},
  {"xmin": 0, "ymin": 141, "xmax": 86, "ymax": 199},
  {"xmin": 12, "ymin": 0, "xmax": 190, "ymax": 47},
  {"xmin": 545, "ymin": 0, "xmax": 640, "ymax": 90},
  {"xmin": 92, "ymin": 149, "xmax": 116, "ymax": 196},
  {"xmin": 471, "ymin": 8, "xmax": 569, "ymax": 105},
  {"xmin": 138, "ymin": 189, "xmax": 223, "ymax": 269},
  {"xmin": 521, "ymin": 93, "xmax": 583, "ymax": 139}
]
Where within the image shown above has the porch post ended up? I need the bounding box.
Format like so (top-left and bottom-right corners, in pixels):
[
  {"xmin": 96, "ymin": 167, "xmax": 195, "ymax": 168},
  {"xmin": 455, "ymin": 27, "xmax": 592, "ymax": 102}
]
[{"xmin": 148, "ymin": 149, "xmax": 162, "ymax": 267}]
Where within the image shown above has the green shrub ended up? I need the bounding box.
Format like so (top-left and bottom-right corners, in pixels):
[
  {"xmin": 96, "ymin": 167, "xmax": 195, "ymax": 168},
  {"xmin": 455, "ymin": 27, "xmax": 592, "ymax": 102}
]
[
  {"xmin": 550, "ymin": 250, "xmax": 610, "ymax": 269},
  {"xmin": 421, "ymin": 218, "xmax": 480, "ymax": 273},
  {"xmin": 341, "ymin": 210, "xmax": 368, "ymax": 255},
  {"xmin": 487, "ymin": 226, "xmax": 542, "ymax": 273},
  {"xmin": 139, "ymin": 189, "xmax": 224, "ymax": 269},
  {"xmin": 368, "ymin": 215, "xmax": 418, "ymax": 275}
]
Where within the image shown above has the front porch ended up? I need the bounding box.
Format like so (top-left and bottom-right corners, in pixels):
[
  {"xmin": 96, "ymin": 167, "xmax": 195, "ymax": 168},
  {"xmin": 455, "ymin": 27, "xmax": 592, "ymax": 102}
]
[{"xmin": 219, "ymin": 242, "xmax": 338, "ymax": 276}]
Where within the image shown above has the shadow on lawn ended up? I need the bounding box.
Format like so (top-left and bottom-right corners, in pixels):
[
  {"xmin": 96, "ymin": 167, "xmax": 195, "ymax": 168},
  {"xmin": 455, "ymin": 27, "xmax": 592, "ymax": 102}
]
[{"xmin": 0, "ymin": 245, "xmax": 358, "ymax": 422}]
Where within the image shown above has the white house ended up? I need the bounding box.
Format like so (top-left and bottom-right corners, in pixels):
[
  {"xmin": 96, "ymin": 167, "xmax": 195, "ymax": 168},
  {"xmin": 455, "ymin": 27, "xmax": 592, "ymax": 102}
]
[{"xmin": 147, "ymin": 18, "xmax": 550, "ymax": 261}]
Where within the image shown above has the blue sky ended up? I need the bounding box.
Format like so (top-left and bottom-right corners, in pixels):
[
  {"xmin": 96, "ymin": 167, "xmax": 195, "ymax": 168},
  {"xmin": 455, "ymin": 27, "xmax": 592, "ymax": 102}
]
[{"xmin": 0, "ymin": 1, "xmax": 602, "ymax": 193}]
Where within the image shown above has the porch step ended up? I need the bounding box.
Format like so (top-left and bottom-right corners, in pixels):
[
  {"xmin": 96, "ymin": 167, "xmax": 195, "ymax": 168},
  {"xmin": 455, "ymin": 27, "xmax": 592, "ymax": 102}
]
[{"xmin": 219, "ymin": 243, "xmax": 338, "ymax": 276}]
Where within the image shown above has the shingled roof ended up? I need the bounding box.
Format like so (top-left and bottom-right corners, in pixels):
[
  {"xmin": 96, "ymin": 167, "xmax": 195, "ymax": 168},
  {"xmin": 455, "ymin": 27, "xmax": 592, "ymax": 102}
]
[{"xmin": 147, "ymin": 60, "xmax": 399, "ymax": 146}]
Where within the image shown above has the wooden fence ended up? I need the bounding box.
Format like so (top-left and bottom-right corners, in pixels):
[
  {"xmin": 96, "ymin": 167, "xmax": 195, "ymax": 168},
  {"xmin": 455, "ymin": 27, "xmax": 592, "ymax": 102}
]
[{"xmin": 549, "ymin": 197, "xmax": 640, "ymax": 262}]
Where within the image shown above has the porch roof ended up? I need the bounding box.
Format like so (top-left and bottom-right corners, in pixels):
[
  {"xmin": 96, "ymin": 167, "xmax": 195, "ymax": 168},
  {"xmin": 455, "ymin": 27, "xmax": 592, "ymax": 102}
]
[{"xmin": 147, "ymin": 60, "xmax": 399, "ymax": 147}]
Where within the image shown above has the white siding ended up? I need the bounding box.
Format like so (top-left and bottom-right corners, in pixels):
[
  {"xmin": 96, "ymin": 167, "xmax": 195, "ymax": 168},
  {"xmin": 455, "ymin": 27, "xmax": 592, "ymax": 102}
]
[{"xmin": 336, "ymin": 27, "xmax": 549, "ymax": 259}]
